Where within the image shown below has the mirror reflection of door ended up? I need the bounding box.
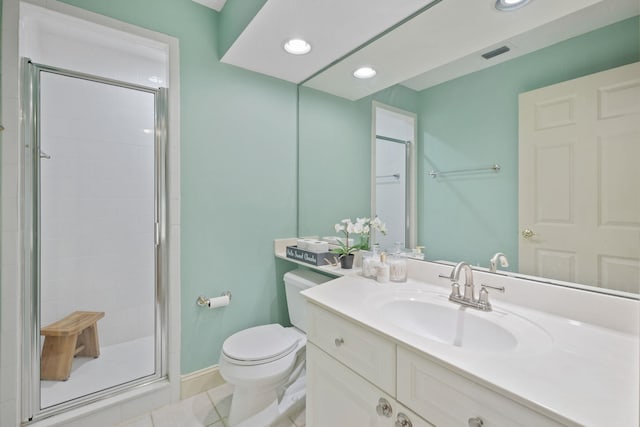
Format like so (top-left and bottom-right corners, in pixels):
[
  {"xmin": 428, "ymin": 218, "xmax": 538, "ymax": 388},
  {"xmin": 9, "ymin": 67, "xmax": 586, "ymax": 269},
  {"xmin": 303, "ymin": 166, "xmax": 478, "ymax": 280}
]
[
  {"xmin": 373, "ymin": 104, "xmax": 417, "ymax": 250},
  {"xmin": 519, "ymin": 62, "xmax": 640, "ymax": 293}
]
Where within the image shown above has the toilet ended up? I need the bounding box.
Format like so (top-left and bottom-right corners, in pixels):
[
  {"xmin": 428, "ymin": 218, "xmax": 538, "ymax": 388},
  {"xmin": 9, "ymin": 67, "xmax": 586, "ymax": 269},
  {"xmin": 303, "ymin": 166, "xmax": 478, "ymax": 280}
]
[{"xmin": 219, "ymin": 269, "xmax": 331, "ymax": 426}]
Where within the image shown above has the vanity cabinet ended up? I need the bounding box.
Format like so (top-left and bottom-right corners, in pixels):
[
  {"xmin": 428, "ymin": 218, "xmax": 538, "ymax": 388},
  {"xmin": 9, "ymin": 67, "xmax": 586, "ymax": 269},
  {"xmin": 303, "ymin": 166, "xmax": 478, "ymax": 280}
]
[
  {"xmin": 307, "ymin": 342, "xmax": 432, "ymax": 427},
  {"xmin": 306, "ymin": 302, "xmax": 568, "ymax": 427}
]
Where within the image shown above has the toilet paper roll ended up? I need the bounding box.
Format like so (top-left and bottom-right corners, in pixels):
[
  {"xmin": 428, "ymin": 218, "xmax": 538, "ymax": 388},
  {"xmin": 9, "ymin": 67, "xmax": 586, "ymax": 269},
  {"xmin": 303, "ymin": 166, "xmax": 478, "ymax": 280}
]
[
  {"xmin": 207, "ymin": 295, "xmax": 230, "ymax": 309},
  {"xmin": 307, "ymin": 241, "xmax": 329, "ymax": 253}
]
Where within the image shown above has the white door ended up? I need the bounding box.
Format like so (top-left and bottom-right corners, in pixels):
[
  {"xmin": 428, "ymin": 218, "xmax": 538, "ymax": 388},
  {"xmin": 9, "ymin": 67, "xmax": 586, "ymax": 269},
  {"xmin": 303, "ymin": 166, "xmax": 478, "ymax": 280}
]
[{"xmin": 519, "ymin": 62, "xmax": 640, "ymax": 292}]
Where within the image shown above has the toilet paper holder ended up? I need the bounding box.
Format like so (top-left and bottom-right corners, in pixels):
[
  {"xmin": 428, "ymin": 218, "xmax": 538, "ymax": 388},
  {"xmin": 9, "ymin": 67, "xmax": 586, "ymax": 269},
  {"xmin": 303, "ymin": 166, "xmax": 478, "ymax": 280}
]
[{"xmin": 196, "ymin": 291, "xmax": 232, "ymax": 307}]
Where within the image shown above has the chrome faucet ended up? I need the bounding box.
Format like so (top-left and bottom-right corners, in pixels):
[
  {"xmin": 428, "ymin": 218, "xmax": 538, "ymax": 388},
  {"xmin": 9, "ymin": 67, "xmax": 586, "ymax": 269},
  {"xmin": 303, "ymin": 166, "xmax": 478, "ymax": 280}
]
[
  {"xmin": 489, "ymin": 252, "xmax": 509, "ymax": 273},
  {"xmin": 445, "ymin": 261, "xmax": 504, "ymax": 311},
  {"xmin": 449, "ymin": 261, "xmax": 475, "ymax": 302}
]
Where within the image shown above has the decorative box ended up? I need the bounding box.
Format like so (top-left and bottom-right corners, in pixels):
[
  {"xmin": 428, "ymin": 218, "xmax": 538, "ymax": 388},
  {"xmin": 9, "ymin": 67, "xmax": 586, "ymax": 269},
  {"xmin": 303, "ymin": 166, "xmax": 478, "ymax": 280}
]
[{"xmin": 286, "ymin": 246, "xmax": 336, "ymax": 266}]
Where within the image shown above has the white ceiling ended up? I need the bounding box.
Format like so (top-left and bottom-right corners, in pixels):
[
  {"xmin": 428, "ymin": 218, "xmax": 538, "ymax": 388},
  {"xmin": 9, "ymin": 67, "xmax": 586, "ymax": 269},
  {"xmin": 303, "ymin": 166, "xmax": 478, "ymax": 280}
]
[
  {"xmin": 306, "ymin": 0, "xmax": 639, "ymax": 99},
  {"xmin": 215, "ymin": 0, "xmax": 639, "ymax": 99},
  {"xmin": 192, "ymin": 0, "xmax": 227, "ymax": 12},
  {"xmin": 220, "ymin": 0, "xmax": 437, "ymax": 84}
]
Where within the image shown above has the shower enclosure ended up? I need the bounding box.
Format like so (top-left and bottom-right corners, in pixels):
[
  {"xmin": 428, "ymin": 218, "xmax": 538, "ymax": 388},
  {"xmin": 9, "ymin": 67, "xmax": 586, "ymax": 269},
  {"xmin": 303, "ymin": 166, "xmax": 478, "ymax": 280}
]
[{"xmin": 21, "ymin": 59, "xmax": 168, "ymax": 421}]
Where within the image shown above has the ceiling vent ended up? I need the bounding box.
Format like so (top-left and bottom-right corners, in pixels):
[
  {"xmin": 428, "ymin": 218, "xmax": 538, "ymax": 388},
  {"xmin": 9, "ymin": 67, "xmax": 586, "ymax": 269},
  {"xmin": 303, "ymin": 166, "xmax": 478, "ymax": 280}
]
[{"xmin": 481, "ymin": 45, "xmax": 510, "ymax": 60}]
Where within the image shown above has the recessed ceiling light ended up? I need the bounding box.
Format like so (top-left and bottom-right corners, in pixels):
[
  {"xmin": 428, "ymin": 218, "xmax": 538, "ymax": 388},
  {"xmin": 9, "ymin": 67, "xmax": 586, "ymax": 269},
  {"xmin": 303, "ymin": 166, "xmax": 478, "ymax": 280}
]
[
  {"xmin": 353, "ymin": 67, "xmax": 377, "ymax": 79},
  {"xmin": 284, "ymin": 39, "xmax": 311, "ymax": 55},
  {"xmin": 495, "ymin": 0, "xmax": 531, "ymax": 11}
]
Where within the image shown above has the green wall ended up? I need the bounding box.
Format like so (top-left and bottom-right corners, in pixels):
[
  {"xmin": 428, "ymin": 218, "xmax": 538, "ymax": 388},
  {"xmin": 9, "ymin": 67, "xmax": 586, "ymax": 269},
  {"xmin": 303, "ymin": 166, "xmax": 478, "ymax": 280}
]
[
  {"xmin": 417, "ymin": 16, "xmax": 640, "ymax": 270},
  {"xmin": 298, "ymin": 84, "xmax": 418, "ymax": 237},
  {"xmin": 59, "ymin": 0, "xmax": 298, "ymax": 374}
]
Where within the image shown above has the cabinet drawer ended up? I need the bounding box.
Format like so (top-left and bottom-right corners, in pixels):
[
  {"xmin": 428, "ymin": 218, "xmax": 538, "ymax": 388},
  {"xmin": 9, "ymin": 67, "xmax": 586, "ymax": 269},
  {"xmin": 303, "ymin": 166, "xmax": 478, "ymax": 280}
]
[
  {"xmin": 397, "ymin": 347, "xmax": 567, "ymax": 427},
  {"xmin": 307, "ymin": 303, "xmax": 396, "ymax": 396}
]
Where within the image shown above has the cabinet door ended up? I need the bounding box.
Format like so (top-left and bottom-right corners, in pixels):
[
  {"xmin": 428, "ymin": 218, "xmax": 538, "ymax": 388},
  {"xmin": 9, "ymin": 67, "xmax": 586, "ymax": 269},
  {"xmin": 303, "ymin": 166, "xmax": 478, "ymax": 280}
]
[
  {"xmin": 307, "ymin": 303, "xmax": 396, "ymax": 395},
  {"xmin": 307, "ymin": 343, "xmax": 432, "ymax": 427},
  {"xmin": 397, "ymin": 347, "xmax": 567, "ymax": 427}
]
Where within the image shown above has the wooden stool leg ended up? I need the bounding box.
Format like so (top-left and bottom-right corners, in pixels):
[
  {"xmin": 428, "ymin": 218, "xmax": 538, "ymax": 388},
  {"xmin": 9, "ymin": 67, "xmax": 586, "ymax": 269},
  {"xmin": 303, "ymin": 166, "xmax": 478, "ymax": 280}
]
[
  {"xmin": 76, "ymin": 323, "xmax": 100, "ymax": 358},
  {"xmin": 41, "ymin": 335, "xmax": 77, "ymax": 381}
]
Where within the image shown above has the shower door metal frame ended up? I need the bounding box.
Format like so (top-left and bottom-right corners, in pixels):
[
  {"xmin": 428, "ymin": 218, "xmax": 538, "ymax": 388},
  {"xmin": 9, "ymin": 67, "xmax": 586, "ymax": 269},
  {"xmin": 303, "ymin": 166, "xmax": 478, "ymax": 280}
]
[
  {"xmin": 20, "ymin": 58, "xmax": 169, "ymax": 422},
  {"xmin": 375, "ymin": 135, "xmax": 412, "ymax": 246}
]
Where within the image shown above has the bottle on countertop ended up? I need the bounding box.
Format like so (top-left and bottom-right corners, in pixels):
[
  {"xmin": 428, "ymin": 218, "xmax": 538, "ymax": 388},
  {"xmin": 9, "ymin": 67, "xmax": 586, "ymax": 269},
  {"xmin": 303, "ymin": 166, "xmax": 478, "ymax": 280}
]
[
  {"xmin": 376, "ymin": 252, "xmax": 390, "ymax": 283},
  {"xmin": 362, "ymin": 244, "xmax": 380, "ymax": 279},
  {"xmin": 389, "ymin": 253, "xmax": 407, "ymax": 283}
]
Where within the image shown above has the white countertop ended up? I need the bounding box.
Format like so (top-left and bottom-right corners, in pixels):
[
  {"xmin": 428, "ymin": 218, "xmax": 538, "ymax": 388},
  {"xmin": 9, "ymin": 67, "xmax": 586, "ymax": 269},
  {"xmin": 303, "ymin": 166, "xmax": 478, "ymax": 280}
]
[{"xmin": 301, "ymin": 274, "xmax": 640, "ymax": 427}]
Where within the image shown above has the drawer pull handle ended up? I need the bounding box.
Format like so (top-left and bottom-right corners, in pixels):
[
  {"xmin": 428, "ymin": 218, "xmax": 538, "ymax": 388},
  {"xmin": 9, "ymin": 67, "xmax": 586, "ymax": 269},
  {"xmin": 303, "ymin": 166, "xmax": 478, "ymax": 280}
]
[
  {"xmin": 376, "ymin": 397, "xmax": 393, "ymax": 417},
  {"xmin": 395, "ymin": 413, "xmax": 412, "ymax": 427},
  {"xmin": 468, "ymin": 417, "xmax": 484, "ymax": 427},
  {"xmin": 334, "ymin": 337, "xmax": 344, "ymax": 347}
]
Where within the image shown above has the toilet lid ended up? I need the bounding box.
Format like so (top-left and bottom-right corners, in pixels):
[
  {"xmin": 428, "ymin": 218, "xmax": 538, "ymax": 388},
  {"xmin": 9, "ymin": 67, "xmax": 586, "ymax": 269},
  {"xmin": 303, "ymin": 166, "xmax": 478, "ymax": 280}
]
[{"xmin": 222, "ymin": 324, "xmax": 299, "ymax": 365}]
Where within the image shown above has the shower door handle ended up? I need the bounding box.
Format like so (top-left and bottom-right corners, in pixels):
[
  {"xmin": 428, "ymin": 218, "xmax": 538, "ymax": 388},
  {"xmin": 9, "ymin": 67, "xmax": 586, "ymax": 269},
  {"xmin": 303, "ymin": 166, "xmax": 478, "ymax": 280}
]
[{"xmin": 40, "ymin": 150, "xmax": 51, "ymax": 159}]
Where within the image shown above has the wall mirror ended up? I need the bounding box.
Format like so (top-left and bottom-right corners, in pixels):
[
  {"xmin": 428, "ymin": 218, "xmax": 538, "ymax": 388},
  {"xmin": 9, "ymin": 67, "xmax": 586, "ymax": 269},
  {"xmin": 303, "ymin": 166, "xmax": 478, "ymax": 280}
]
[{"xmin": 297, "ymin": 0, "xmax": 640, "ymax": 298}]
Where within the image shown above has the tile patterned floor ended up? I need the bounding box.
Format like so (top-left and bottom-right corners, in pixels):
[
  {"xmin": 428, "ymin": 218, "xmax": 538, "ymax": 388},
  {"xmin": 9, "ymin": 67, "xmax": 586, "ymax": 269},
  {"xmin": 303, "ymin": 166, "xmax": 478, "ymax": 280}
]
[{"xmin": 117, "ymin": 383, "xmax": 306, "ymax": 427}]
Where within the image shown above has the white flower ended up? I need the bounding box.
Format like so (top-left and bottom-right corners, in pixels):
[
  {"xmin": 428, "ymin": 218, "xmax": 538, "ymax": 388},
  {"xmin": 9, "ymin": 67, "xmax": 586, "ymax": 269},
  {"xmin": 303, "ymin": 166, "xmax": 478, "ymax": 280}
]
[
  {"xmin": 353, "ymin": 222, "xmax": 364, "ymax": 234},
  {"xmin": 334, "ymin": 223, "xmax": 345, "ymax": 233},
  {"xmin": 346, "ymin": 222, "xmax": 355, "ymax": 233},
  {"xmin": 363, "ymin": 225, "xmax": 370, "ymax": 233},
  {"xmin": 356, "ymin": 217, "xmax": 369, "ymax": 226},
  {"xmin": 369, "ymin": 217, "xmax": 387, "ymax": 233},
  {"xmin": 341, "ymin": 219, "xmax": 350, "ymax": 224}
]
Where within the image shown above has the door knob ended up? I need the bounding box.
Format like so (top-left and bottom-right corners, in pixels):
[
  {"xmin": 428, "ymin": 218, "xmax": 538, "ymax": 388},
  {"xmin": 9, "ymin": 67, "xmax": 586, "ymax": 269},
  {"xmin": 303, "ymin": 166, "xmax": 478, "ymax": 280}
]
[
  {"xmin": 521, "ymin": 228, "xmax": 535, "ymax": 239},
  {"xmin": 376, "ymin": 397, "xmax": 393, "ymax": 417},
  {"xmin": 468, "ymin": 417, "xmax": 484, "ymax": 427},
  {"xmin": 396, "ymin": 413, "xmax": 413, "ymax": 427}
]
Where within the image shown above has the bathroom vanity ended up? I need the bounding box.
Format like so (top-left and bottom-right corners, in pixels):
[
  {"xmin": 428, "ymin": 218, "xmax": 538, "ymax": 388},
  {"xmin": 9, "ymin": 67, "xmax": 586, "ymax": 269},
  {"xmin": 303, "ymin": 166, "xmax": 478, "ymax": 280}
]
[{"xmin": 296, "ymin": 258, "xmax": 639, "ymax": 427}]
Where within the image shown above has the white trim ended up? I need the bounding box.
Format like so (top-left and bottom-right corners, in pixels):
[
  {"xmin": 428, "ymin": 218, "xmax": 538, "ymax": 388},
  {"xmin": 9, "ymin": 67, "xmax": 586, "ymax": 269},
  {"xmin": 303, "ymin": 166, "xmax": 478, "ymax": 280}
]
[{"xmin": 180, "ymin": 365, "xmax": 226, "ymax": 400}]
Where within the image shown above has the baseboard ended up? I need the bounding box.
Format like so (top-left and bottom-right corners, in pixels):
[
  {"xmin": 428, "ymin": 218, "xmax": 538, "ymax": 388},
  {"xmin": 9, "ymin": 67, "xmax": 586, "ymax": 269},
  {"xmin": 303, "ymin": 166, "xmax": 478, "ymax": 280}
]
[{"xmin": 180, "ymin": 365, "xmax": 225, "ymax": 399}]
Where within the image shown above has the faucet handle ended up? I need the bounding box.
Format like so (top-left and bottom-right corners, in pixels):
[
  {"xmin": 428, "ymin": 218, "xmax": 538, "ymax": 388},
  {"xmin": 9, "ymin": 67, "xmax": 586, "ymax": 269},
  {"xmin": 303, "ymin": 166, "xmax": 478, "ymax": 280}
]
[
  {"xmin": 450, "ymin": 282, "xmax": 461, "ymax": 299},
  {"xmin": 480, "ymin": 284, "xmax": 505, "ymax": 293},
  {"xmin": 477, "ymin": 287, "xmax": 492, "ymax": 311}
]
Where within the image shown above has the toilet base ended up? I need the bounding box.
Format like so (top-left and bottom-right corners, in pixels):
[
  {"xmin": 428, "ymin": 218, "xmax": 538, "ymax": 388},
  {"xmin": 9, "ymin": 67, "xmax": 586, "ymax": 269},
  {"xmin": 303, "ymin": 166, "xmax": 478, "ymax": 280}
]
[
  {"xmin": 228, "ymin": 384, "xmax": 279, "ymax": 426},
  {"xmin": 230, "ymin": 372, "xmax": 306, "ymax": 427}
]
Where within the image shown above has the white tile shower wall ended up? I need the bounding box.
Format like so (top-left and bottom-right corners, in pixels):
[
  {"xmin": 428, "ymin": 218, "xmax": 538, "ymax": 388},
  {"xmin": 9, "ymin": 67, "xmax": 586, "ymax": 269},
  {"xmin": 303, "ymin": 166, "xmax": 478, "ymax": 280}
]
[
  {"xmin": 39, "ymin": 72, "xmax": 156, "ymax": 346},
  {"xmin": 20, "ymin": 2, "xmax": 168, "ymax": 88},
  {"xmin": 1, "ymin": 0, "xmax": 22, "ymax": 423}
]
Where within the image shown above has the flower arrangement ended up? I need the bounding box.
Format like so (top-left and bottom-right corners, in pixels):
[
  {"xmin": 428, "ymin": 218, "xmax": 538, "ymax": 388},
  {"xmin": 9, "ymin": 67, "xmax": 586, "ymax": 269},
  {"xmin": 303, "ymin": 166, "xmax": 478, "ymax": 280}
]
[
  {"xmin": 358, "ymin": 216, "xmax": 387, "ymax": 250},
  {"xmin": 332, "ymin": 217, "xmax": 387, "ymax": 264}
]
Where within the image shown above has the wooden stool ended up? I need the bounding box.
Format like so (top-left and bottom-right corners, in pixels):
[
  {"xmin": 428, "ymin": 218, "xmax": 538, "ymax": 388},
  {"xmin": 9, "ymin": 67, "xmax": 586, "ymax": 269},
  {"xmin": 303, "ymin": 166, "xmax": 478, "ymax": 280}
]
[{"xmin": 40, "ymin": 311, "xmax": 105, "ymax": 381}]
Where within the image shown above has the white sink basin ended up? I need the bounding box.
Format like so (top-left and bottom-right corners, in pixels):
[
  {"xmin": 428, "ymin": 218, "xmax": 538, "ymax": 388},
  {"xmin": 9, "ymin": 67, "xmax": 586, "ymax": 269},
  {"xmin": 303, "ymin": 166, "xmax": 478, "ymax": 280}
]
[{"xmin": 368, "ymin": 290, "xmax": 552, "ymax": 354}]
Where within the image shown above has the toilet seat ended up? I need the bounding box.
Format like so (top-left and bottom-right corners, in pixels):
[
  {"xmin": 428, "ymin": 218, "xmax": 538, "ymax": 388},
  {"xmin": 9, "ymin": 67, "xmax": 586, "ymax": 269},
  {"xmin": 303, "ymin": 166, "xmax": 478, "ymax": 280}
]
[
  {"xmin": 220, "ymin": 326, "xmax": 306, "ymax": 389},
  {"xmin": 222, "ymin": 324, "xmax": 301, "ymax": 366}
]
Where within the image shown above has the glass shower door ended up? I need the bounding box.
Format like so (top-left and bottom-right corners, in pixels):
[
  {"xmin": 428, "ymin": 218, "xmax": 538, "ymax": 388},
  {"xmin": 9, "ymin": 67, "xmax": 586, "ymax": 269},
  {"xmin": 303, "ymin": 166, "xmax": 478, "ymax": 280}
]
[{"xmin": 22, "ymin": 61, "xmax": 167, "ymax": 418}]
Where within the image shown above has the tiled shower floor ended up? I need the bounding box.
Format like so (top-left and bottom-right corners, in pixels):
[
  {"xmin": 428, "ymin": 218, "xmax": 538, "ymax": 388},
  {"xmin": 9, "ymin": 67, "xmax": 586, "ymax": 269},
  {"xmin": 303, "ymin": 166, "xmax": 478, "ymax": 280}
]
[
  {"xmin": 41, "ymin": 336, "xmax": 155, "ymax": 408},
  {"xmin": 117, "ymin": 383, "xmax": 306, "ymax": 427}
]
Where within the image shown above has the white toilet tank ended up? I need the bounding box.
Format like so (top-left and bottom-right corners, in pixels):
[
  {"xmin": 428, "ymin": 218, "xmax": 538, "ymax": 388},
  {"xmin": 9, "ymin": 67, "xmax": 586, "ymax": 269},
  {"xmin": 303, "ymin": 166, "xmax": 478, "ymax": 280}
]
[{"xmin": 284, "ymin": 269, "xmax": 331, "ymax": 333}]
